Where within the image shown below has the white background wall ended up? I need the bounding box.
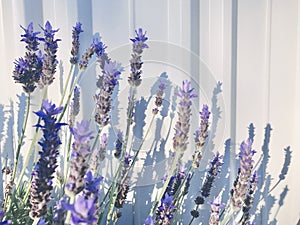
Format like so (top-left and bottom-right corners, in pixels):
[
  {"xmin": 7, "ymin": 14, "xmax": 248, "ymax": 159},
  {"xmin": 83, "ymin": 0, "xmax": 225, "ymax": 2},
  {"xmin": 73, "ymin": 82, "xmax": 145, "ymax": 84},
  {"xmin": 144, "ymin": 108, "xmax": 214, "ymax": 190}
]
[{"xmin": 0, "ymin": 0, "xmax": 299, "ymax": 224}]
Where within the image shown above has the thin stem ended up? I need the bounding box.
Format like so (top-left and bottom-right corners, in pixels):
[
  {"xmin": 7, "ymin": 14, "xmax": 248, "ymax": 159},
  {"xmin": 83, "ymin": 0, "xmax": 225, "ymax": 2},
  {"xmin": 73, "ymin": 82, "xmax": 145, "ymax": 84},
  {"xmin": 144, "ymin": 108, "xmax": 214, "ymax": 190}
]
[
  {"xmin": 59, "ymin": 64, "xmax": 75, "ymax": 107},
  {"xmin": 63, "ymin": 131, "xmax": 73, "ymax": 188},
  {"xmin": 16, "ymin": 87, "xmax": 47, "ymax": 190},
  {"xmin": 58, "ymin": 69, "xmax": 83, "ymax": 123},
  {"xmin": 11, "ymin": 94, "xmax": 31, "ymax": 186},
  {"xmin": 122, "ymin": 86, "xmax": 135, "ymax": 158}
]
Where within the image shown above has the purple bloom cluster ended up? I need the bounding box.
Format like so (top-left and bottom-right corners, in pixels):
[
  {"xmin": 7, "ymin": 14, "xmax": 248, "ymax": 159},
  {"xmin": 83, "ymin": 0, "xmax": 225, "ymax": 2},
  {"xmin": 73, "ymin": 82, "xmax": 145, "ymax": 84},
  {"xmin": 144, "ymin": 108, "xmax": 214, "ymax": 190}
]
[
  {"xmin": 156, "ymin": 193, "xmax": 176, "ymax": 224},
  {"xmin": 0, "ymin": 210, "xmax": 11, "ymax": 225},
  {"xmin": 30, "ymin": 100, "xmax": 65, "ymax": 219},
  {"xmin": 209, "ymin": 195, "xmax": 224, "ymax": 225},
  {"xmin": 128, "ymin": 28, "xmax": 148, "ymax": 87},
  {"xmin": 114, "ymin": 130, "xmax": 123, "ymax": 158},
  {"xmin": 53, "ymin": 197, "xmax": 67, "ymax": 225},
  {"xmin": 79, "ymin": 38, "xmax": 106, "ymax": 70},
  {"xmin": 193, "ymin": 104, "xmax": 211, "ymax": 168},
  {"xmin": 173, "ymin": 80, "xmax": 197, "ymax": 162},
  {"xmin": 69, "ymin": 86, "xmax": 80, "ymax": 126},
  {"xmin": 13, "ymin": 23, "xmax": 43, "ymax": 93},
  {"xmin": 165, "ymin": 166, "xmax": 186, "ymax": 197},
  {"xmin": 191, "ymin": 152, "xmax": 223, "ymax": 218},
  {"xmin": 94, "ymin": 61, "xmax": 123, "ymax": 127},
  {"xmin": 63, "ymin": 171, "xmax": 102, "ymax": 225},
  {"xmin": 70, "ymin": 22, "xmax": 83, "ymax": 64},
  {"xmin": 230, "ymin": 139, "xmax": 256, "ymax": 211},
  {"xmin": 153, "ymin": 80, "xmax": 167, "ymax": 114},
  {"xmin": 242, "ymin": 171, "xmax": 258, "ymax": 224},
  {"xmin": 65, "ymin": 195, "xmax": 97, "ymax": 225},
  {"xmin": 39, "ymin": 21, "xmax": 60, "ymax": 88},
  {"xmin": 65, "ymin": 120, "xmax": 94, "ymax": 196},
  {"xmin": 115, "ymin": 153, "xmax": 132, "ymax": 209}
]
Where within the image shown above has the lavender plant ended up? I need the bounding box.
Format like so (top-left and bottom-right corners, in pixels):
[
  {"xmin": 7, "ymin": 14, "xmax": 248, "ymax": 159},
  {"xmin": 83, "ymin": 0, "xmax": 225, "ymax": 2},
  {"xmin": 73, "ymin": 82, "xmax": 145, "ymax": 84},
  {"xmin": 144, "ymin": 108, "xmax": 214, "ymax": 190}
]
[{"xmin": 0, "ymin": 21, "xmax": 291, "ymax": 225}]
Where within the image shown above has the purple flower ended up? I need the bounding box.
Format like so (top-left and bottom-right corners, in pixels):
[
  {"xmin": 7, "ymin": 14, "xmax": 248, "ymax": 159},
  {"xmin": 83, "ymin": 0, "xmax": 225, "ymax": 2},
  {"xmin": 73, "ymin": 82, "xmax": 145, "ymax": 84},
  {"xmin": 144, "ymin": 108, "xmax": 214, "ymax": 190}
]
[
  {"xmin": 39, "ymin": 21, "xmax": 60, "ymax": 87},
  {"xmin": 53, "ymin": 197, "xmax": 67, "ymax": 225},
  {"xmin": 114, "ymin": 130, "xmax": 123, "ymax": 158},
  {"xmin": 69, "ymin": 86, "xmax": 80, "ymax": 126},
  {"xmin": 128, "ymin": 28, "xmax": 148, "ymax": 87},
  {"xmin": 65, "ymin": 195, "xmax": 97, "ymax": 225},
  {"xmin": 242, "ymin": 171, "xmax": 258, "ymax": 224},
  {"xmin": 98, "ymin": 133, "xmax": 107, "ymax": 161},
  {"xmin": 130, "ymin": 28, "xmax": 149, "ymax": 54},
  {"xmin": 114, "ymin": 153, "xmax": 132, "ymax": 209},
  {"xmin": 173, "ymin": 80, "xmax": 197, "ymax": 163},
  {"xmin": 156, "ymin": 193, "xmax": 176, "ymax": 224},
  {"xmin": 144, "ymin": 215, "xmax": 154, "ymax": 225},
  {"xmin": 83, "ymin": 171, "xmax": 103, "ymax": 199},
  {"xmin": 13, "ymin": 23, "xmax": 43, "ymax": 93},
  {"xmin": 79, "ymin": 38, "xmax": 107, "ymax": 70},
  {"xmin": 30, "ymin": 100, "xmax": 65, "ymax": 219},
  {"xmin": 20, "ymin": 22, "xmax": 40, "ymax": 51},
  {"xmin": 200, "ymin": 152, "xmax": 223, "ymax": 198},
  {"xmin": 153, "ymin": 80, "xmax": 167, "ymax": 114},
  {"xmin": 37, "ymin": 218, "xmax": 47, "ymax": 225},
  {"xmin": 95, "ymin": 60, "xmax": 123, "ymax": 127},
  {"xmin": 209, "ymin": 194, "xmax": 224, "ymax": 225},
  {"xmin": 0, "ymin": 221, "xmax": 12, "ymax": 225},
  {"xmin": 231, "ymin": 139, "xmax": 256, "ymax": 211},
  {"xmin": 193, "ymin": 104, "xmax": 211, "ymax": 168},
  {"xmin": 66, "ymin": 120, "xmax": 94, "ymax": 196},
  {"xmin": 70, "ymin": 22, "xmax": 83, "ymax": 64}
]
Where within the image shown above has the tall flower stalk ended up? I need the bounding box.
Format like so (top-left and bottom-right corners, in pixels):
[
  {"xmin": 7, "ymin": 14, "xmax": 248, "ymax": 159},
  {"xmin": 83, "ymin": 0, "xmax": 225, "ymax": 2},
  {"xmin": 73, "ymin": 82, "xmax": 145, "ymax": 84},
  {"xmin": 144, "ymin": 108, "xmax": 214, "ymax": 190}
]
[
  {"xmin": 9, "ymin": 23, "xmax": 43, "ymax": 208},
  {"xmin": 230, "ymin": 140, "xmax": 256, "ymax": 211},
  {"xmin": 65, "ymin": 120, "xmax": 94, "ymax": 196},
  {"xmin": 151, "ymin": 80, "xmax": 196, "ymax": 216},
  {"xmin": 39, "ymin": 21, "xmax": 60, "ymax": 88},
  {"xmin": 29, "ymin": 100, "xmax": 65, "ymax": 219}
]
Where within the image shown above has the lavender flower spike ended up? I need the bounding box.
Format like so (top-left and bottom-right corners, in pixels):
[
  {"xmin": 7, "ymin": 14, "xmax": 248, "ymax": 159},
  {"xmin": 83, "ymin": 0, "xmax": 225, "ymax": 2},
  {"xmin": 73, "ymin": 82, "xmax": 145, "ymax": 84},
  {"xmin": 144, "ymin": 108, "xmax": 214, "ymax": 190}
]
[
  {"xmin": 230, "ymin": 139, "xmax": 256, "ymax": 211},
  {"xmin": 65, "ymin": 195, "xmax": 97, "ymax": 225},
  {"xmin": 209, "ymin": 194, "xmax": 224, "ymax": 225},
  {"xmin": 156, "ymin": 193, "xmax": 176, "ymax": 224},
  {"xmin": 65, "ymin": 120, "xmax": 94, "ymax": 196},
  {"xmin": 128, "ymin": 28, "xmax": 148, "ymax": 87},
  {"xmin": 39, "ymin": 21, "xmax": 61, "ymax": 88},
  {"xmin": 13, "ymin": 23, "xmax": 42, "ymax": 93},
  {"xmin": 69, "ymin": 86, "xmax": 80, "ymax": 126},
  {"xmin": 173, "ymin": 80, "xmax": 197, "ymax": 162},
  {"xmin": 94, "ymin": 60, "xmax": 123, "ymax": 127},
  {"xmin": 79, "ymin": 38, "xmax": 106, "ymax": 70},
  {"xmin": 70, "ymin": 22, "xmax": 83, "ymax": 64},
  {"xmin": 30, "ymin": 100, "xmax": 65, "ymax": 219},
  {"xmin": 153, "ymin": 80, "xmax": 167, "ymax": 115},
  {"xmin": 193, "ymin": 104, "xmax": 211, "ymax": 168}
]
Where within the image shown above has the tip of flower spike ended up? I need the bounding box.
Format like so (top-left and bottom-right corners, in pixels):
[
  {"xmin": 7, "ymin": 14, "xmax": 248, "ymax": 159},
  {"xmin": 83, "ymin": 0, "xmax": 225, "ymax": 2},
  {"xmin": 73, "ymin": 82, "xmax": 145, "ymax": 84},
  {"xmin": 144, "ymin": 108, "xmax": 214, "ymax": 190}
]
[
  {"xmin": 103, "ymin": 60, "xmax": 124, "ymax": 77},
  {"xmin": 41, "ymin": 100, "xmax": 63, "ymax": 115},
  {"xmin": 177, "ymin": 80, "xmax": 197, "ymax": 99},
  {"xmin": 74, "ymin": 22, "xmax": 83, "ymax": 33},
  {"xmin": 131, "ymin": 28, "xmax": 148, "ymax": 43}
]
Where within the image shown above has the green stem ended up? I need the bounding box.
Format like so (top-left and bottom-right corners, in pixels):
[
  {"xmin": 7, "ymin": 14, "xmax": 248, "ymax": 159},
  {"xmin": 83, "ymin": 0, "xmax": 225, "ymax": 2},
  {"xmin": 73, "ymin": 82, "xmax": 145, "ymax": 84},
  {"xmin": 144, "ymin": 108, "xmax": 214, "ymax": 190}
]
[
  {"xmin": 122, "ymin": 86, "xmax": 136, "ymax": 158},
  {"xmin": 16, "ymin": 87, "xmax": 48, "ymax": 190},
  {"xmin": 59, "ymin": 64, "xmax": 75, "ymax": 107},
  {"xmin": 63, "ymin": 131, "xmax": 73, "ymax": 188},
  {"xmin": 58, "ymin": 70, "xmax": 83, "ymax": 123},
  {"xmin": 11, "ymin": 94, "xmax": 31, "ymax": 186}
]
